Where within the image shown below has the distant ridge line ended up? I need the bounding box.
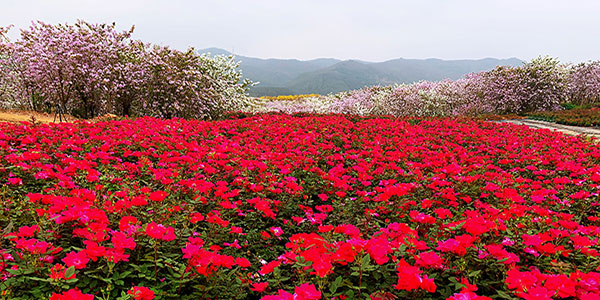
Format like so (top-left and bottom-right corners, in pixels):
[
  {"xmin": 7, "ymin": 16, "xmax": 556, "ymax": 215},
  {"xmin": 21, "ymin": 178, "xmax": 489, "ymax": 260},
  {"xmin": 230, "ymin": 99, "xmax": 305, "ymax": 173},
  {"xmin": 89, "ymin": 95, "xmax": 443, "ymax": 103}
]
[{"xmin": 199, "ymin": 48, "xmax": 522, "ymax": 96}]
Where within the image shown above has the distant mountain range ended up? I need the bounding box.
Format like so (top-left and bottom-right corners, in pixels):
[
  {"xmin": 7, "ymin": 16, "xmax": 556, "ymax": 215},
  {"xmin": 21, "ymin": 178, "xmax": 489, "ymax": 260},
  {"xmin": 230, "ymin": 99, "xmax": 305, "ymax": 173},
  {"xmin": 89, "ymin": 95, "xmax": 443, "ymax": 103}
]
[{"xmin": 199, "ymin": 48, "xmax": 522, "ymax": 96}]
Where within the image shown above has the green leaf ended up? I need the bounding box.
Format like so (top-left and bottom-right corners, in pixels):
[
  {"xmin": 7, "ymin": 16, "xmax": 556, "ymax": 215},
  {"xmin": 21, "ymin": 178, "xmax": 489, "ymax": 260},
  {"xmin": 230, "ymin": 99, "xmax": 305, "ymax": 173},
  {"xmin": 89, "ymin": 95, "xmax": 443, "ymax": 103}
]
[
  {"xmin": 361, "ymin": 254, "xmax": 371, "ymax": 266},
  {"xmin": 119, "ymin": 270, "xmax": 133, "ymax": 279},
  {"xmin": 496, "ymin": 290, "xmax": 515, "ymax": 299},
  {"xmin": 330, "ymin": 276, "xmax": 343, "ymax": 294},
  {"xmin": 24, "ymin": 276, "xmax": 47, "ymax": 282},
  {"xmin": 64, "ymin": 266, "xmax": 76, "ymax": 279},
  {"xmin": 6, "ymin": 268, "xmax": 21, "ymax": 275}
]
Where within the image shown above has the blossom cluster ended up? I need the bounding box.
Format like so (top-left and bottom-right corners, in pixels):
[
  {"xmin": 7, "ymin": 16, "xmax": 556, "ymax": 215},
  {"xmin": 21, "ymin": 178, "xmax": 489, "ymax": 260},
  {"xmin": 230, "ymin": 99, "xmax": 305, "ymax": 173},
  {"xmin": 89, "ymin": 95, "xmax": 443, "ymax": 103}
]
[
  {"xmin": 0, "ymin": 114, "xmax": 599, "ymax": 299},
  {"xmin": 0, "ymin": 21, "xmax": 252, "ymax": 120}
]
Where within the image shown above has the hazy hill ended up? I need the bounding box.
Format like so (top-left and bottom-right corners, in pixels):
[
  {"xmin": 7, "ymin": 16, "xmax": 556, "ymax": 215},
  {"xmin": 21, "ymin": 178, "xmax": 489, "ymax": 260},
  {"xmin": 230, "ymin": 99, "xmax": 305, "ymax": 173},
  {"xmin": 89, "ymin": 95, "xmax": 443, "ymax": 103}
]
[
  {"xmin": 200, "ymin": 48, "xmax": 340, "ymax": 88},
  {"xmin": 199, "ymin": 48, "xmax": 522, "ymax": 96},
  {"xmin": 288, "ymin": 60, "xmax": 389, "ymax": 94},
  {"xmin": 370, "ymin": 58, "xmax": 523, "ymax": 82}
]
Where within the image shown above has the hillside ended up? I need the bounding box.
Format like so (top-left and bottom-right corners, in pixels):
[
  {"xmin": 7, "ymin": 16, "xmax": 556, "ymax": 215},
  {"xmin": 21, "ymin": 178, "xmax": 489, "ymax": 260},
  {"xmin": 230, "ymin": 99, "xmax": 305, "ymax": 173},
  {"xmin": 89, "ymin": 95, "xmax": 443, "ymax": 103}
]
[
  {"xmin": 287, "ymin": 60, "xmax": 389, "ymax": 94},
  {"xmin": 199, "ymin": 48, "xmax": 522, "ymax": 95}
]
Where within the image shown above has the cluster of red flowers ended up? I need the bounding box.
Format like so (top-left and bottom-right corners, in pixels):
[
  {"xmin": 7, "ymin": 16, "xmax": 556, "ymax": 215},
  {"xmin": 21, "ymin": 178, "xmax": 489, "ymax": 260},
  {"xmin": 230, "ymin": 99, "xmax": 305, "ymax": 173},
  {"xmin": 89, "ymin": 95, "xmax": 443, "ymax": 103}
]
[{"xmin": 0, "ymin": 114, "xmax": 599, "ymax": 299}]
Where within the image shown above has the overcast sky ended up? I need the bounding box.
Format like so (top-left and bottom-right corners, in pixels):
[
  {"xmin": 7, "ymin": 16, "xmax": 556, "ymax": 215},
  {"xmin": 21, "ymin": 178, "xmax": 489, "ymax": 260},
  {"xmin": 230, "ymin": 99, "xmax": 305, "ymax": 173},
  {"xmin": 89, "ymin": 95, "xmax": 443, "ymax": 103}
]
[{"xmin": 2, "ymin": 0, "xmax": 600, "ymax": 63}]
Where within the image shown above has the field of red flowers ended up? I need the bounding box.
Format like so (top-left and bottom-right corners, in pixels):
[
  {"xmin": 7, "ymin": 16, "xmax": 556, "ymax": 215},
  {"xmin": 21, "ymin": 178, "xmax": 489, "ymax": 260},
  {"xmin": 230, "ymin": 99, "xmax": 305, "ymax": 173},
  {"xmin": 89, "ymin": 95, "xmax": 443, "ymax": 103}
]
[{"xmin": 1, "ymin": 114, "xmax": 600, "ymax": 300}]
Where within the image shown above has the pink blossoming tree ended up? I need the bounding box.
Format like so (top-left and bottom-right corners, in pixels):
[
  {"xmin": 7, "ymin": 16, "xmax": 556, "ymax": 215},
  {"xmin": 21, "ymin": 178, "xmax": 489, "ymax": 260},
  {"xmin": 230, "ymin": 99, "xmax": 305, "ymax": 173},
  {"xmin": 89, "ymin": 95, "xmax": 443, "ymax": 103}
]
[{"xmin": 0, "ymin": 20, "xmax": 251, "ymax": 119}]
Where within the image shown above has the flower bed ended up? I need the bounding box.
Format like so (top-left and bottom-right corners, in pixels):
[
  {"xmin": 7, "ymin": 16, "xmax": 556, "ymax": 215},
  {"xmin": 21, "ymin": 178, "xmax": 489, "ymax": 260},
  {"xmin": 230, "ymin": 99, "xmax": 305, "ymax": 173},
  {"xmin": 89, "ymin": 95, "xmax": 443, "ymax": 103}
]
[
  {"xmin": 259, "ymin": 95, "xmax": 321, "ymax": 101},
  {"xmin": 528, "ymin": 107, "xmax": 600, "ymax": 127},
  {"xmin": 1, "ymin": 114, "xmax": 600, "ymax": 299}
]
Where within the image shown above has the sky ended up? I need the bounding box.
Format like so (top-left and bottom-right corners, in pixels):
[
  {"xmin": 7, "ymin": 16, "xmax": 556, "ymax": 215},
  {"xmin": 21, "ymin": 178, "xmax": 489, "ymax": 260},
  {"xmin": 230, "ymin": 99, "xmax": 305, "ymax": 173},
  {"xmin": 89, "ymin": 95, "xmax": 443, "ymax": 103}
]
[{"xmin": 2, "ymin": 0, "xmax": 600, "ymax": 63}]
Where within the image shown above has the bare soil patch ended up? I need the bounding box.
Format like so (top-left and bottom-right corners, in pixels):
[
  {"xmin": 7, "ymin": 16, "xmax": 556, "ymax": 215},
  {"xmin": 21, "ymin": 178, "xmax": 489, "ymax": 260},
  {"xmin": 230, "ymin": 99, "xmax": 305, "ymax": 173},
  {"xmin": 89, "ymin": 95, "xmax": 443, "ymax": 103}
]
[{"xmin": 0, "ymin": 110, "xmax": 76, "ymax": 124}]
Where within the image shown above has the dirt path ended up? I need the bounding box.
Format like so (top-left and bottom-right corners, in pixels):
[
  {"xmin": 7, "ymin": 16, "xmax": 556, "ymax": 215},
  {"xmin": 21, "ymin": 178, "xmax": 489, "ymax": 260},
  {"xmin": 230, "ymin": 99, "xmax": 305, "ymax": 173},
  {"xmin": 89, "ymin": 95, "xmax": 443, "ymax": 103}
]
[
  {"xmin": 0, "ymin": 110, "xmax": 76, "ymax": 124},
  {"xmin": 498, "ymin": 119, "xmax": 600, "ymax": 140}
]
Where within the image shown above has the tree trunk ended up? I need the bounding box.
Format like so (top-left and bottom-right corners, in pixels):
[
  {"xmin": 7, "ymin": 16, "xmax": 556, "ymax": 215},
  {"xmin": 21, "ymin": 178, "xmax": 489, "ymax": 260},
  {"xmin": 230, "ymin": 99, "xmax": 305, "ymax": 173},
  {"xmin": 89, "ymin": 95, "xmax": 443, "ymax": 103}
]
[{"xmin": 122, "ymin": 96, "xmax": 131, "ymax": 116}]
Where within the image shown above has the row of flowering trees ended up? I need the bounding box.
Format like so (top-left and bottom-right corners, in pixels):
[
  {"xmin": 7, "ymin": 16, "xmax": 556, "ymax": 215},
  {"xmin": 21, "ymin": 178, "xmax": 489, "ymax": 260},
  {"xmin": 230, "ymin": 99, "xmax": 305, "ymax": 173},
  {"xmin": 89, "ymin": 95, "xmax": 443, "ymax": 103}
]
[
  {"xmin": 332, "ymin": 56, "xmax": 600, "ymax": 116},
  {"xmin": 3, "ymin": 21, "xmax": 598, "ymax": 120},
  {"xmin": 254, "ymin": 57, "xmax": 600, "ymax": 117},
  {"xmin": 0, "ymin": 21, "xmax": 251, "ymax": 119}
]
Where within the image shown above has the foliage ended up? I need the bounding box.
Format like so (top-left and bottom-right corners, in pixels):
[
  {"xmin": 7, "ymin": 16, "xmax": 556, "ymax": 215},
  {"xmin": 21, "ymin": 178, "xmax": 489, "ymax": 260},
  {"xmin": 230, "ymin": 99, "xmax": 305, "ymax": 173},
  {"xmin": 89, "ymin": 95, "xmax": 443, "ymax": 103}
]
[
  {"xmin": 1, "ymin": 114, "xmax": 600, "ymax": 299},
  {"xmin": 528, "ymin": 106, "xmax": 600, "ymax": 127},
  {"xmin": 561, "ymin": 102, "xmax": 578, "ymax": 110}
]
